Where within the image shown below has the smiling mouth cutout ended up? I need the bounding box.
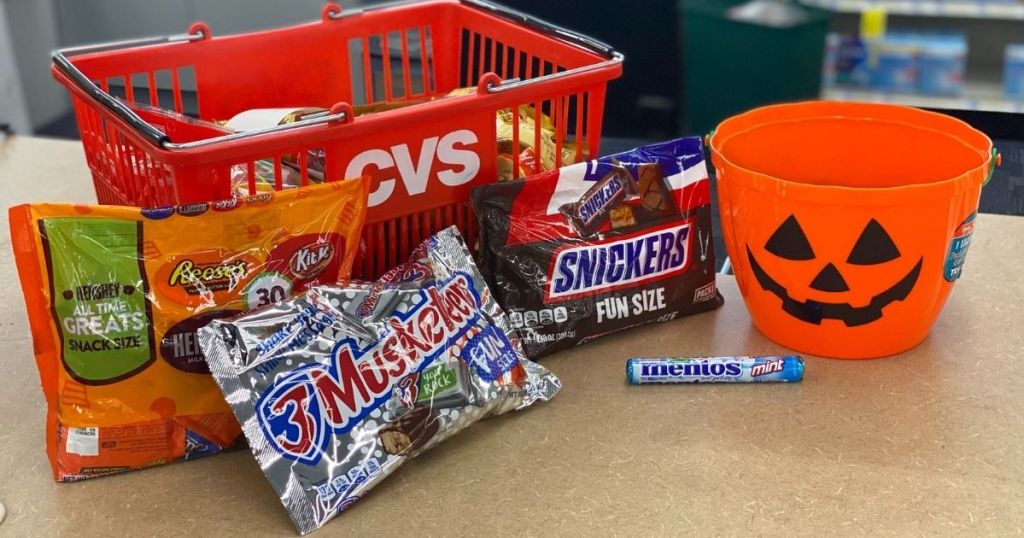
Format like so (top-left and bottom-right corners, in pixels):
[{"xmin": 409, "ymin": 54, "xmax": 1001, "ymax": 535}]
[{"xmin": 746, "ymin": 246, "xmax": 923, "ymax": 327}]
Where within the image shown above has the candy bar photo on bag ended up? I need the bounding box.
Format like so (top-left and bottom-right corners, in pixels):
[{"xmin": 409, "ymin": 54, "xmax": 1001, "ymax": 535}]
[
  {"xmin": 199, "ymin": 227, "xmax": 561, "ymax": 534},
  {"xmin": 472, "ymin": 138, "xmax": 723, "ymax": 359}
]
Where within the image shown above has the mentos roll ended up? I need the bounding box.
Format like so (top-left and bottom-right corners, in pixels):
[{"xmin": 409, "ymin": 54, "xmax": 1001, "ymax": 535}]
[{"xmin": 626, "ymin": 356, "xmax": 804, "ymax": 384}]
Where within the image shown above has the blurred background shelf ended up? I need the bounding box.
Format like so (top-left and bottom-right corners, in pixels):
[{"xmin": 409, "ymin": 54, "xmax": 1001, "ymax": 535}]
[
  {"xmin": 811, "ymin": 0, "xmax": 1024, "ymax": 114},
  {"xmin": 802, "ymin": 0, "xmax": 1024, "ymax": 20},
  {"xmin": 823, "ymin": 80, "xmax": 1024, "ymax": 111},
  {"xmin": 1, "ymin": 0, "xmax": 1021, "ymax": 254}
]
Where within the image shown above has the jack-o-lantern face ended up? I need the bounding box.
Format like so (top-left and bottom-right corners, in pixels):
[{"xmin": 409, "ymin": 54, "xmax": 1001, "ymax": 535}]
[{"xmin": 745, "ymin": 215, "xmax": 923, "ymax": 327}]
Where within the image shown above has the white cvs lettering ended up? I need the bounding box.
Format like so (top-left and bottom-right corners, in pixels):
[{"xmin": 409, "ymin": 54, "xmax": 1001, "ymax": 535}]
[{"xmin": 345, "ymin": 129, "xmax": 481, "ymax": 207}]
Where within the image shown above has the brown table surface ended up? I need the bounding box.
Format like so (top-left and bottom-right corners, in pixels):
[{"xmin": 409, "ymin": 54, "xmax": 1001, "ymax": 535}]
[{"xmin": 1, "ymin": 136, "xmax": 1022, "ymax": 536}]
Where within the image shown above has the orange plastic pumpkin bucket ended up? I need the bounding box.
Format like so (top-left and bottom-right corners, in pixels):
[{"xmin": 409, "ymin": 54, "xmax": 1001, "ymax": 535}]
[{"xmin": 710, "ymin": 101, "xmax": 996, "ymax": 359}]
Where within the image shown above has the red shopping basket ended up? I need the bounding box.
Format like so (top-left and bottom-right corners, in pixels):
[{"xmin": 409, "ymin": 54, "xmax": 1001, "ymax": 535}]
[{"xmin": 52, "ymin": 0, "xmax": 622, "ymax": 278}]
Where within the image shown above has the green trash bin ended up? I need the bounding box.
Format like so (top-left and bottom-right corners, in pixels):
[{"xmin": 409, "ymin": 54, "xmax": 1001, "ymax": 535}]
[{"xmin": 680, "ymin": 0, "xmax": 832, "ymax": 134}]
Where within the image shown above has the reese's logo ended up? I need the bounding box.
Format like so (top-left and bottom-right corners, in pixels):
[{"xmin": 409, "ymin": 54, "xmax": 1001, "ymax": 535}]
[{"xmin": 155, "ymin": 251, "xmax": 257, "ymax": 304}]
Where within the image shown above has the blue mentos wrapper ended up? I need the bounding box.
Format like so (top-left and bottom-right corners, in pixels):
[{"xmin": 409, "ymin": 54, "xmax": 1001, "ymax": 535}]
[
  {"xmin": 626, "ymin": 356, "xmax": 804, "ymax": 384},
  {"xmin": 472, "ymin": 138, "xmax": 723, "ymax": 359}
]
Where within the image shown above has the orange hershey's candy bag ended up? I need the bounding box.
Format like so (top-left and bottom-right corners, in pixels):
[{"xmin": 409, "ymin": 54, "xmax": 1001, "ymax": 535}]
[{"xmin": 9, "ymin": 179, "xmax": 369, "ymax": 481}]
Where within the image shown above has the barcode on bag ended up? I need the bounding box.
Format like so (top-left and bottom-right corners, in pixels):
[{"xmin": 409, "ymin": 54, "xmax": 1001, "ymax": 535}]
[{"xmin": 66, "ymin": 427, "xmax": 99, "ymax": 456}]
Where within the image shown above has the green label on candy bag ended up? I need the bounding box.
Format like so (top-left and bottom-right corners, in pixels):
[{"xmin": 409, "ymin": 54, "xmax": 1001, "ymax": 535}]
[
  {"xmin": 41, "ymin": 218, "xmax": 154, "ymax": 384},
  {"xmin": 417, "ymin": 364, "xmax": 458, "ymax": 402}
]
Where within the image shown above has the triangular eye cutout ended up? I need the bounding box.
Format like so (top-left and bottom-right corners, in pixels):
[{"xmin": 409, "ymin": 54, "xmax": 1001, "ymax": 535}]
[
  {"xmin": 847, "ymin": 219, "xmax": 901, "ymax": 265},
  {"xmin": 764, "ymin": 215, "xmax": 815, "ymax": 260}
]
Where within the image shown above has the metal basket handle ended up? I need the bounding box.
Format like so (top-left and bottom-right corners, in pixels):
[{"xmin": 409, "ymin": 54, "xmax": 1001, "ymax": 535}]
[
  {"xmin": 51, "ymin": 33, "xmax": 208, "ymax": 147},
  {"xmin": 464, "ymin": 0, "xmax": 617, "ymax": 59},
  {"xmin": 52, "ymin": 0, "xmax": 621, "ymax": 150}
]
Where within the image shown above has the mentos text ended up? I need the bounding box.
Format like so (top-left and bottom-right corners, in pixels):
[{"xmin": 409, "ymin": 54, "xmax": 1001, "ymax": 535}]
[
  {"xmin": 547, "ymin": 223, "xmax": 691, "ymax": 302},
  {"xmin": 642, "ymin": 361, "xmax": 743, "ymax": 379},
  {"xmin": 255, "ymin": 273, "xmax": 480, "ymax": 465},
  {"xmin": 168, "ymin": 259, "xmax": 248, "ymax": 291}
]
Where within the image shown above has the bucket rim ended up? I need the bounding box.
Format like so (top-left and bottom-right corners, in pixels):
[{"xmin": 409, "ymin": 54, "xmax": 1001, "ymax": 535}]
[{"xmin": 709, "ymin": 101, "xmax": 994, "ymax": 194}]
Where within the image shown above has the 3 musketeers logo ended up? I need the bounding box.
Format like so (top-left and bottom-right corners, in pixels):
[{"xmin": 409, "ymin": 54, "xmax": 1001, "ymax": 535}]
[{"xmin": 255, "ymin": 273, "xmax": 482, "ymax": 465}]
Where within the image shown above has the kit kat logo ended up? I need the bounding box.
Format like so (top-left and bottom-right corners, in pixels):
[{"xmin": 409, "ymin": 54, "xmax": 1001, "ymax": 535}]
[
  {"xmin": 255, "ymin": 272, "xmax": 481, "ymax": 465},
  {"xmin": 289, "ymin": 242, "xmax": 335, "ymax": 280},
  {"xmin": 546, "ymin": 222, "xmax": 692, "ymax": 302}
]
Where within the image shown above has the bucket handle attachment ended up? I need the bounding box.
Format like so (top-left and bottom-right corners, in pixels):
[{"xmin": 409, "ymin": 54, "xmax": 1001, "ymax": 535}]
[
  {"xmin": 703, "ymin": 130, "xmax": 715, "ymax": 150},
  {"xmin": 985, "ymin": 148, "xmax": 1001, "ymax": 186}
]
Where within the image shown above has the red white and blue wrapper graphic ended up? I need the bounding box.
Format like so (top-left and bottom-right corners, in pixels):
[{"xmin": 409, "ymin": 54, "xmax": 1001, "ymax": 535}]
[
  {"xmin": 199, "ymin": 227, "xmax": 561, "ymax": 534},
  {"xmin": 472, "ymin": 138, "xmax": 724, "ymax": 359}
]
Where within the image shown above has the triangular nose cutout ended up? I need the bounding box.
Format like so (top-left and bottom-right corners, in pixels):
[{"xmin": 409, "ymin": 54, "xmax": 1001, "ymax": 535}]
[{"xmin": 810, "ymin": 263, "xmax": 850, "ymax": 292}]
